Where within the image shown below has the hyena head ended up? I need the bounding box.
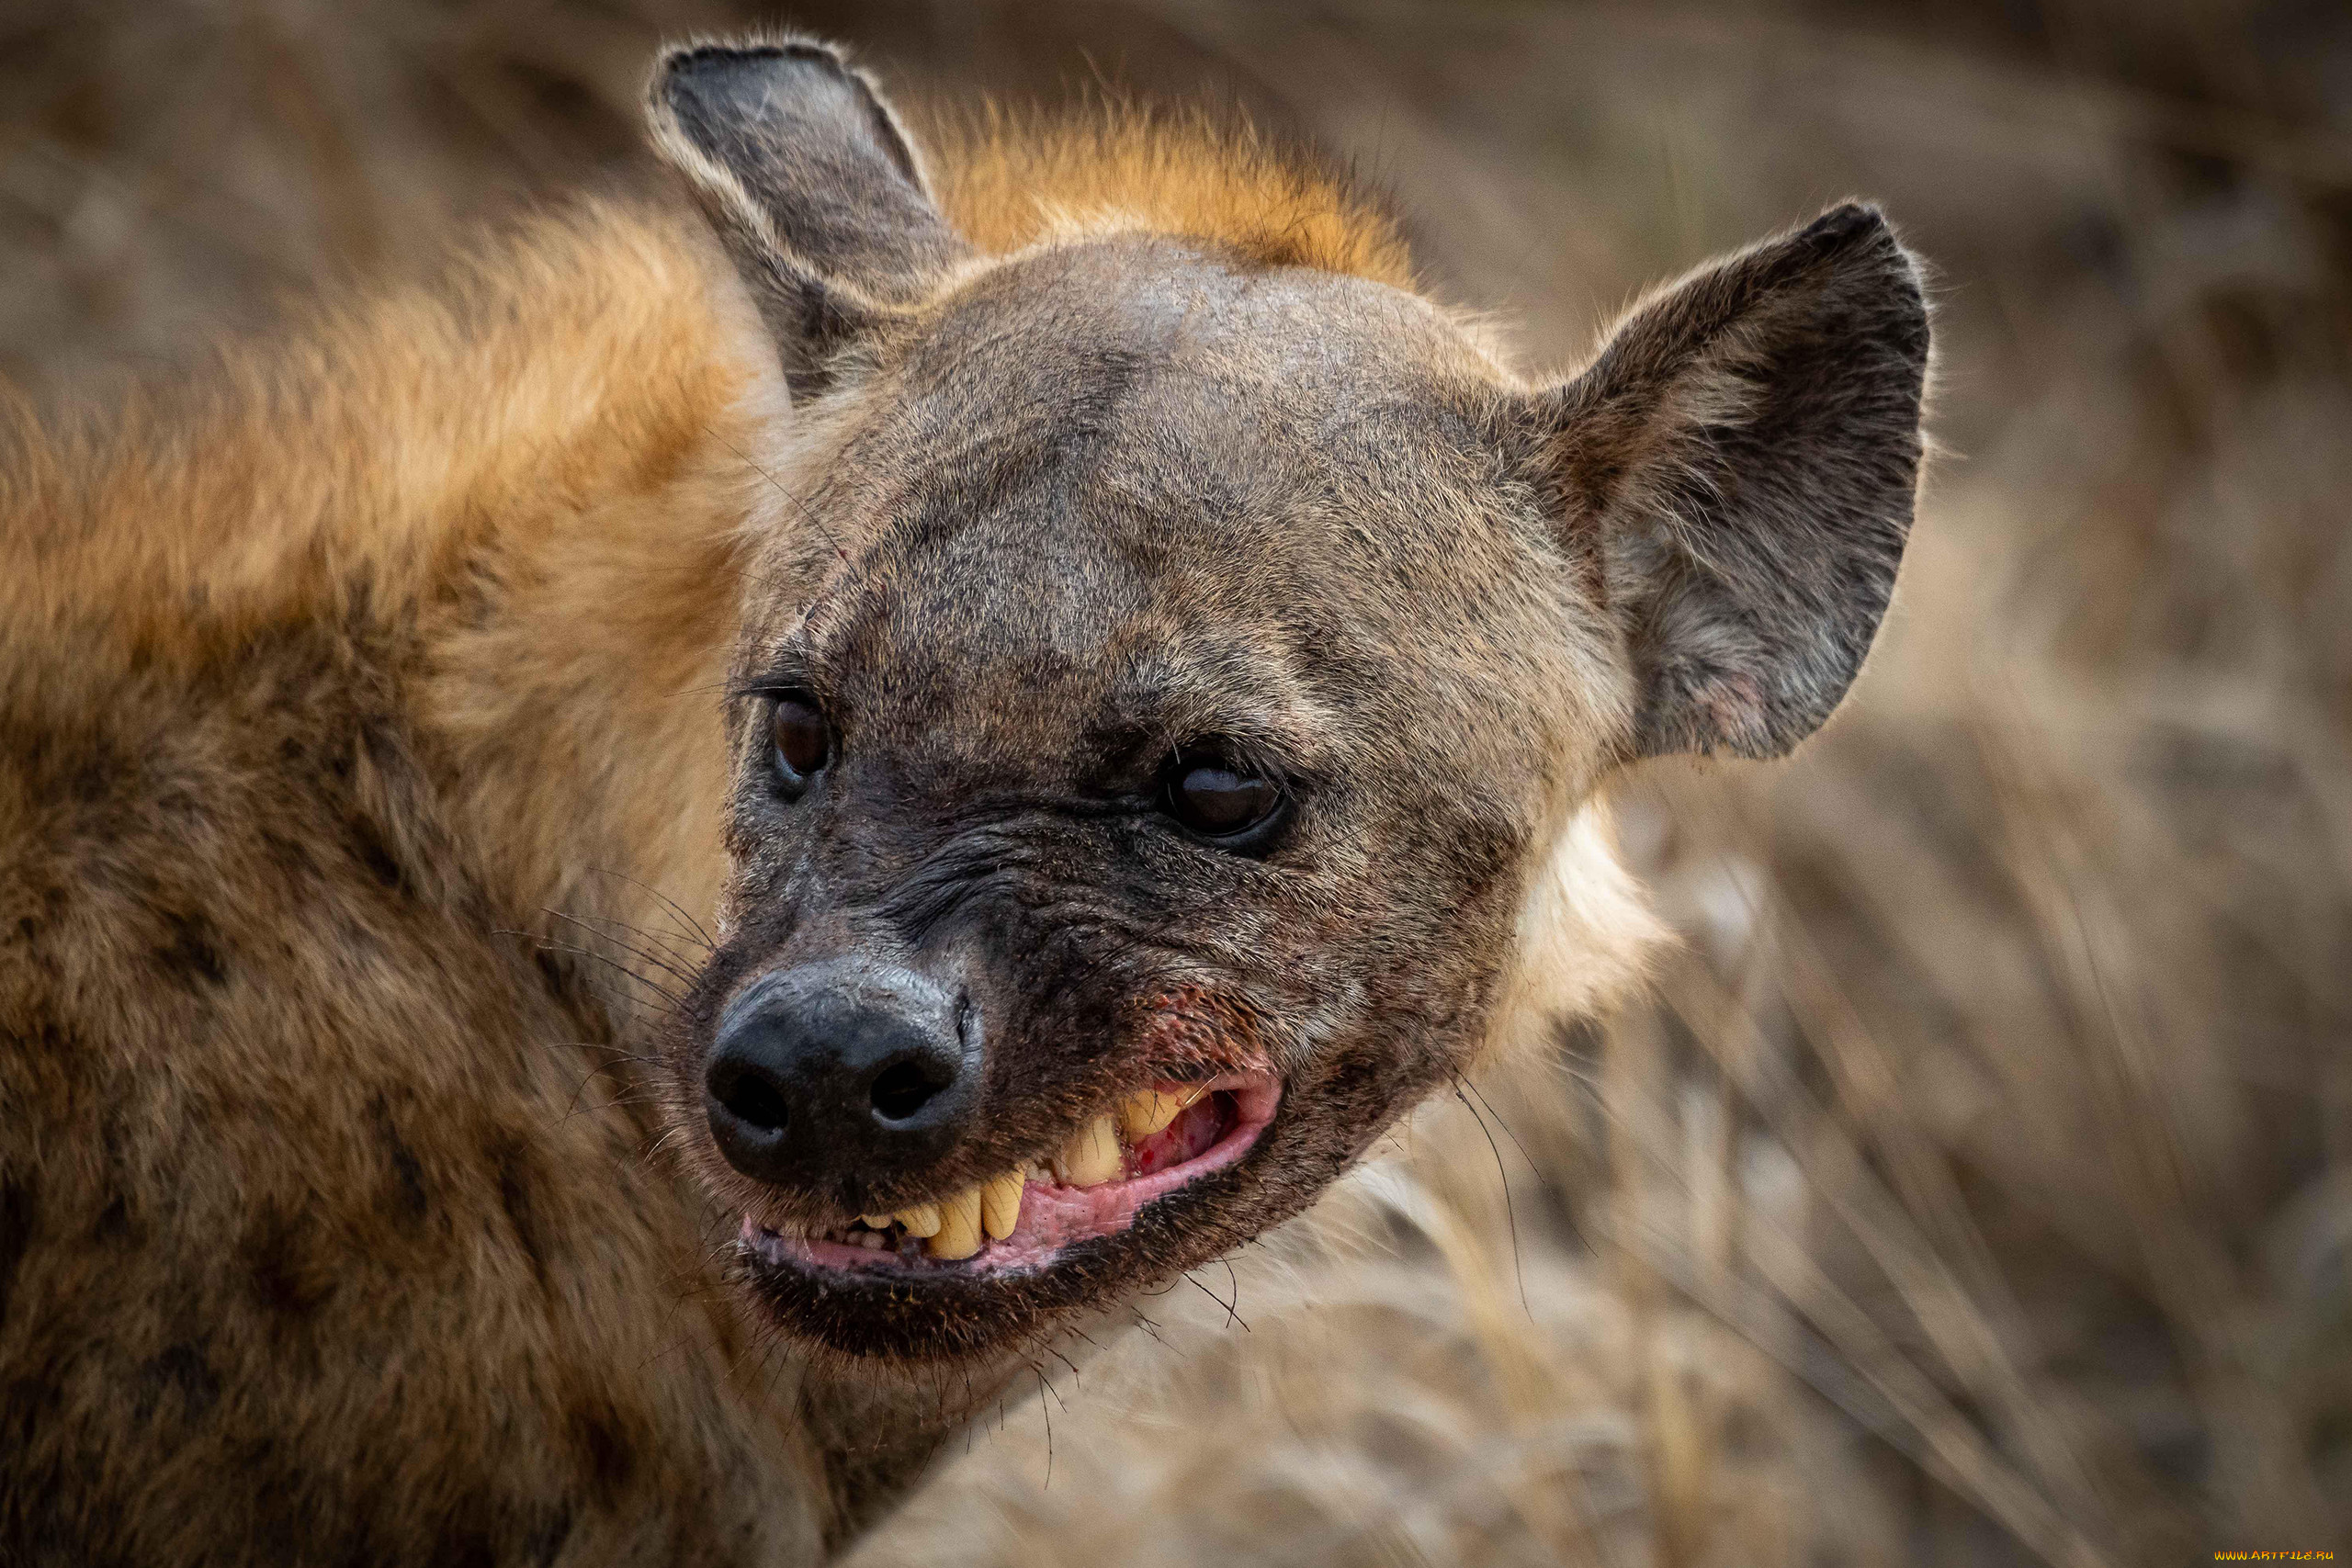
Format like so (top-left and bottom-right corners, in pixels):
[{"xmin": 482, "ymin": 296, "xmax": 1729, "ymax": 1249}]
[{"xmin": 644, "ymin": 38, "xmax": 1928, "ymax": 1367}]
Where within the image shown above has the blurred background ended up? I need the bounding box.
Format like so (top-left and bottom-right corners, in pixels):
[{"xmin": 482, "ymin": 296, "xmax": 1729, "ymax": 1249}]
[{"xmin": 5, "ymin": 1, "xmax": 2347, "ymax": 1562}]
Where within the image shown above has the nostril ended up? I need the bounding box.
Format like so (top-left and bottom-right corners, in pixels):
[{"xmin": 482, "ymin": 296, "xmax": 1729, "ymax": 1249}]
[
  {"xmin": 868, "ymin": 1055, "xmax": 955, "ymax": 1123},
  {"xmin": 708, "ymin": 1057, "xmax": 791, "ymax": 1135}
]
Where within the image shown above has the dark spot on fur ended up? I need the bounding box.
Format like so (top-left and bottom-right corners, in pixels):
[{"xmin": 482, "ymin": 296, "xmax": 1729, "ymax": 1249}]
[
  {"xmin": 568, "ymin": 1397, "xmax": 639, "ymax": 1492},
  {"xmin": 424, "ymin": 1518, "xmax": 501, "ymax": 1568},
  {"xmin": 138, "ymin": 1341, "xmax": 221, "ymax": 1423},
  {"xmin": 4, "ymin": 888, "xmax": 72, "ymax": 966},
  {"xmin": 259, "ymin": 825, "xmax": 320, "ymax": 881},
  {"xmin": 390, "ymin": 1145, "xmax": 429, "ymax": 1222},
  {"xmin": 155, "ymin": 909, "xmax": 228, "ymax": 989},
  {"xmin": 0, "ymin": 1176, "xmax": 35, "ymax": 1325},
  {"xmin": 92, "ymin": 1194, "xmax": 135, "ymax": 1246},
  {"xmin": 97, "ymin": 1111, "xmax": 129, "ymax": 1173},
  {"xmin": 63, "ymin": 733, "xmax": 121, "ymax": 806},
  {"xmin": 153, "ymin": 783, "xmax": 205, "ymax": 824},
  {"xmin": 494, "ymin": 1140, "xmax": 549, "ymax": 1294},
  {"xmin": 347, "ymin": 817, "xmax": 406, "ymax": 893},
  {"xmin": 243, "ymin": 1206, "xmax": 336, "ymax": 1319},
  {"xmin": 358, "ymin": 716, "xmax": 407, "ymax": 780},
  {"xmin": 522, "ymin": 1505, "xmax": 576, "ymax": 1567},
  {"xmin": 1323, "ymin": 1044, "xmax": 1383, "ymax": 1097},
  {"xmin": 69, "ymin": 759, "xmax": 111, "ymax": 803},
  {"xmin": 0, "ymin": 1373, "xmax": 63, "ymax": 1474},
  {"xmin": 369, "ymin": 1099, "xmax": 431, "ymax": 1224}
]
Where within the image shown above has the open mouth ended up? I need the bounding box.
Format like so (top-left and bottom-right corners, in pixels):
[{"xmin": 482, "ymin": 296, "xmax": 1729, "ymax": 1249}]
[{"xmin": 741, "ymin": 1069, "xmax": 1281, "ymax": 1276}]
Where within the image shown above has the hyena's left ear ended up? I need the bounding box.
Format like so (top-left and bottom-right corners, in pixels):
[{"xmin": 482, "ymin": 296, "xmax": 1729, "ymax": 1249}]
[
  {"xmin": 647, "ymin": 37, "xmax": 968, "ymax": 396},
  {"xmin": 1530, "ymin": 203, "xmax": 1930, "ymax": 760}
]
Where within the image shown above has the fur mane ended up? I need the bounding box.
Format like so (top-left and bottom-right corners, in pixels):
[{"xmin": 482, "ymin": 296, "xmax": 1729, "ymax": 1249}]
[{"xmin": 914, "ymin": 98, "xmax": 1418, "ymax": 289}]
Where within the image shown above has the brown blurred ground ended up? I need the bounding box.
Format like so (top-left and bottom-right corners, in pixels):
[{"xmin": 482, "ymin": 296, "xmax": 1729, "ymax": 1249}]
[{"xmin": 6, "ymin": 2, "xmax": 2348, "ymax": 1563}]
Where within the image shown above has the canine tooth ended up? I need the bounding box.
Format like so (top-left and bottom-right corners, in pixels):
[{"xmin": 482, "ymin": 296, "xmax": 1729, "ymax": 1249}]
[
  {"xmin": 893, "ymin": 1202, "xmax": 942, "ymax": 1238},
  {"xmin": 980, "ymin": 1170, "xmax": 1024, "ymax": 1239},
  {"xmin": 1053, "ymin": 1116, "xmax": 1124, "ymax": 1187},
  {"xmin": 1118, "ymin": 1089, "xmax": 1186, "ymax": 1145},
  {"xmin": 928, "ymin": 1188, "xmax": 984, "ymax": 1259}
]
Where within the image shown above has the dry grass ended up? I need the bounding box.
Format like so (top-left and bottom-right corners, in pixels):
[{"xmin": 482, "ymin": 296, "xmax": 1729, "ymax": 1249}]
[{"xmin": 6, "ymin": 2, "xmax": 2347, "ymax": 1562}]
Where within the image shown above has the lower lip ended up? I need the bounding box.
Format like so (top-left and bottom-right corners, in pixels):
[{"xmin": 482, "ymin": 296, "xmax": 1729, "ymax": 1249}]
[{"xmin": 741, "ymin": 1072, "xmax": 1282, "ymax": 1276}]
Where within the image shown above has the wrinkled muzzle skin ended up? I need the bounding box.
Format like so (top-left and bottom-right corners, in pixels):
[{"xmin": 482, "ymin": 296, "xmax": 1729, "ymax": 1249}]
[{"xmin": 644, "ymin": 38, "xmax": 1928, "ymax": 1373}]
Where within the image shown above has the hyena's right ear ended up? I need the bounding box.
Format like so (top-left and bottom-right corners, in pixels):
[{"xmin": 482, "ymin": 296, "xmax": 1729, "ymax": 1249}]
[
  {"xmin": 1526, "ymin": 204, "xmax": 1930, "ymax": 762},
  {"xmin": 647, "ymin": 38, "xmax": 968, "ymax": 396}
]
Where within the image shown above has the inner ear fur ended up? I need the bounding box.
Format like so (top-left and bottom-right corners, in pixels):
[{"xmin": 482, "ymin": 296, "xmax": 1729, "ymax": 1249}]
[
  {"xmin": 1533, "ymin": 203, "xmax": 1930, "ymax": 761},
  {"xmin": 647, "ymin": 35, "xmax": 969, "ymax": 396}
]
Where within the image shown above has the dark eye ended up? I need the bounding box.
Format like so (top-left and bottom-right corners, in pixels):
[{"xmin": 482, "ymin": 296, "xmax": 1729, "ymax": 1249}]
[
  {"xmin": 1161, "ymin": 755, "xmax": 1283, "ymax": 842},
  {"xmin": 769, "ymin": 696, "xmax": 830, "ymax": 795}
]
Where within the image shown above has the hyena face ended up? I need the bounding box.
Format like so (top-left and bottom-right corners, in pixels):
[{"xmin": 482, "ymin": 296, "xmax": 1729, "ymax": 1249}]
[{"xmin": 648, "ymin": 40, "xmax": 1928, "ymax": 1366}]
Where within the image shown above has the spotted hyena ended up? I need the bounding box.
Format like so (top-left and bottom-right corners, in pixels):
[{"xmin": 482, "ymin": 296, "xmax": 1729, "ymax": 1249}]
[{"xmin": 0, "ymin": 32, "xmax": 1928, "ymax": 1566}]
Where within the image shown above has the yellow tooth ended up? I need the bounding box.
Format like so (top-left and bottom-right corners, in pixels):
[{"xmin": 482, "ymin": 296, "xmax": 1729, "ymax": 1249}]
[
  {"xmin": 928, "ymin": 1188, "xmax": 984, "ymax": 1259},
  {"xmin": 858, "ymin": 1213, "xmax": 893, "ymax": 1229},
  {"xmin": 892, "ymin": 1201, "xmax": 942, "ymax": 1238},
  {"xmin": 980, "ymin": 1169, "xmax": 1025, "ymax": 1240},
  {"xmin": 1053, "ymin": 1115, "xmax": 1125, "ymax": 1187},
  {"xmin": 1119, "ymin": 1089, "xmax": 1186, "ymax": 1145}
]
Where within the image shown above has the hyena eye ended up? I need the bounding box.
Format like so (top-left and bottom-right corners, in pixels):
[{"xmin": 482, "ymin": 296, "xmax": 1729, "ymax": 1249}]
[
  {"xmin": 1161, "ymin": 754, "xmax": 1283, "ymax": 843},
  {"xmin": 769, "ymin": 696, "xmax": 830, "ymax": 796}
]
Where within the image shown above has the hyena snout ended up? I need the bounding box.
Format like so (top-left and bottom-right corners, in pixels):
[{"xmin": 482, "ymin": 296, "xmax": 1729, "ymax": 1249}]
[{"xmin": 702, "ymin": 958, "xmax": 975, "ymax": 1191}]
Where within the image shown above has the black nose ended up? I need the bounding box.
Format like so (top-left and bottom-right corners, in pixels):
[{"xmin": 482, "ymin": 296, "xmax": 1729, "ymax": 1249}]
[{"xmin": 702, "ymin": 960, "xmax": 973, "ymax": 1190}]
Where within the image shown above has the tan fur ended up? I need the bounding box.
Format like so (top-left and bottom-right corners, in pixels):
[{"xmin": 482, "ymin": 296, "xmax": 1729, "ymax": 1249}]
[
  {"xmin": 4, "ymin": 201, "xmax": 756, "ymax": 957},
  {"xmin": 919, "ymin": 98, "xmax": 1418, "ymax": 288},
  {"xmin": 1486, "ymin": 799, "xmax": 1669, "ymax": 1066}
]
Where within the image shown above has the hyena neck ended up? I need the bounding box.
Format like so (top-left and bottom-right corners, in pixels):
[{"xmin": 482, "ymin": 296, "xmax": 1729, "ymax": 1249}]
[
  {"xmin": 350, "ymin": 201, "xmax": 775, "ymax": 987},
  {"xmin": 396, "ymin": 204, "xmax": 775, "ymax": 992}
]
